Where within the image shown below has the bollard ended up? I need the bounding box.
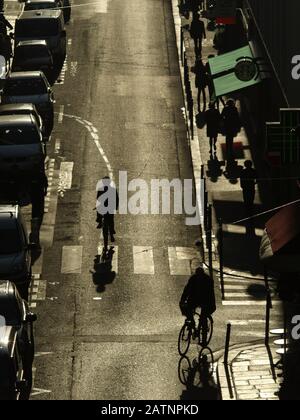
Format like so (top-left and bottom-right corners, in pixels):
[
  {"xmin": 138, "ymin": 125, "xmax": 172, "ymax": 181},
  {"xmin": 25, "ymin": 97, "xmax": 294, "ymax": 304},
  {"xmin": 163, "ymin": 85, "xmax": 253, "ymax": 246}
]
[
  {"xmin": 207, "ymin": 204, "xmax": 213, "ymax": 279},
  {"xmin": 219, "ymin": 219, "xmax": 225, "ymax": 301},
  {"xmin": 180, "ymin": 27, "xmax": 184, "ymax": 65},
  {"xmin": 224, "ymin": 323, "xmax": 232, "ymax": 366},
  {"xmin": 265, "ymin": 292, "xmax": 271, "ymax": 347}
]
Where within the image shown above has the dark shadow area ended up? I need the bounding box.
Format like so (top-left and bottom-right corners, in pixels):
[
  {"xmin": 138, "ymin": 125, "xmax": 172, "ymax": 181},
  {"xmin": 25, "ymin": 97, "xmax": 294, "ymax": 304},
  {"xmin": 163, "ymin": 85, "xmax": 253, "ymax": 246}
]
[
  {"xmin": 179, "ymin": 348, "xmax": 220, "ymax": 400},
  {"xmin": 223, "ymin": 161, "xmax": 243, "ymax": 185},
  {"xmin": 91, "ymin": 247, "xmax": 116, "ymax": 294},
  {"xmin": 213, "ymin": 199, "xmax": 267, "ymax": 228},
  {"xmin": 246, "ymin": 283, "xmax": 268, "ymax": 300},
  {"xmin": 206, "ymin": 155, "xmax": 224, "ymax": 183}
]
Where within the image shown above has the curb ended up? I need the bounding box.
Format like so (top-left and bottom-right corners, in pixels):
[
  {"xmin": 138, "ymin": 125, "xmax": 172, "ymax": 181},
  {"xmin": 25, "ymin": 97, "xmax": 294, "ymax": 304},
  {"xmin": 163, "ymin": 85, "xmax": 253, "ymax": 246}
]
[{"xmin": 171, "ymin": 0, "xmax": 205, "ymax": 232}]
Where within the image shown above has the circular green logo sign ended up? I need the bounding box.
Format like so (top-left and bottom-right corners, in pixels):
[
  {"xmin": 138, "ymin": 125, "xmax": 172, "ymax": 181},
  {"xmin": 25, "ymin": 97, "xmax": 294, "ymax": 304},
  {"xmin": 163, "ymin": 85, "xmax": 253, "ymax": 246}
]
[{"xmin": 234, "ymin": 59, "xmax": 257, "ymax": 82}]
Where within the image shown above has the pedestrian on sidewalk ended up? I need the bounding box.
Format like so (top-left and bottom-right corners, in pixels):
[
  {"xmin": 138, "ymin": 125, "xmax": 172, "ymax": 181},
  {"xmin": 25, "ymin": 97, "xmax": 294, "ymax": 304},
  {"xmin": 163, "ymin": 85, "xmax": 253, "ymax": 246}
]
[
  {"xmin": 193, "ymin": 57, "xmax": 207, "ymax": 112},
  {"xmin": 240, "ymin": 160, "xmax": 257, "ymax": 215},
  {"xmin": 205, "ymin": 55, "xmax": 226, "ymax": 111},
  {"xmin": 205, "ymin": 102, "xmax": 221, "ymax": 155},
  {"xmin": 190, "ymin": 12, "xmax": 206, "ymax": 56},
  {"xmin": 220, "ymin": 99, "xmax": 241, "ymax": 161}
]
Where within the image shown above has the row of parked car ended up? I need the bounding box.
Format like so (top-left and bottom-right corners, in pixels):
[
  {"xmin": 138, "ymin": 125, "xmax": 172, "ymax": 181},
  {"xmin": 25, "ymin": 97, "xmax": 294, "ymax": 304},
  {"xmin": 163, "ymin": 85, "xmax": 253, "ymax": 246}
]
[{"xmin": 0, "ymin": 0, "xmax": 72, "ymax": 400}]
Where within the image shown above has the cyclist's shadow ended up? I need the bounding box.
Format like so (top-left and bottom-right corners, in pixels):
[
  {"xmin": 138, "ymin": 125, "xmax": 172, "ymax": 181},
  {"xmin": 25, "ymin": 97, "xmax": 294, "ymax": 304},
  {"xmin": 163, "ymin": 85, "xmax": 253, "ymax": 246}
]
[
  {"xmin": 91, "ymin": 247, "xmax": 116, "ymax": 293},
  {"xmin": 179, "ymin": 350, "xmax": 220, "ymax": 400}
]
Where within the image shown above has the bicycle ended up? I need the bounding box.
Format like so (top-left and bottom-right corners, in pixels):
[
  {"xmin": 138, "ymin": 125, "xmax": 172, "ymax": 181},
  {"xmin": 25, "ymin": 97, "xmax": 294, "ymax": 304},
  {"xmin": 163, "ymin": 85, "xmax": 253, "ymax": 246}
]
[{"xmin": 178, "ymin": 310, "xmax": 213, "ymax": 356}]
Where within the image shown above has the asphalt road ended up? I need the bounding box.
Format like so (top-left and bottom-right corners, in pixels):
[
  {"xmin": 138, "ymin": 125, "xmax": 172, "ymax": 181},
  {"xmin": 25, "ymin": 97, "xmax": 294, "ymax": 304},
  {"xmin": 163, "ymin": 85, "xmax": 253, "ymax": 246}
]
[
  {"xmin": 25, "ymin": 0, "xmax": 209, "ymax": 400},
  {"xmin": 2, "ymin": 0, "xmax": 284, "ymax": 400}
]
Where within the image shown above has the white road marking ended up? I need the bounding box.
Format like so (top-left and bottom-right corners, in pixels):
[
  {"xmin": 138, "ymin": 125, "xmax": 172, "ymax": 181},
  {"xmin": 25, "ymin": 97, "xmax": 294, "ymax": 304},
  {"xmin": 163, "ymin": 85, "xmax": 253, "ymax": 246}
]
[
  {"xmin": 223, "ymin": 224, "xmax": 264, "ymax": 236},
  {"xmin": 133, "ymin": 246, "xmax": 154, "ymax": 275},
  {"xmin": 168, "ymin": 247, "xmax": 200, "ymax": 275},
  {"xmin": 229, "ymin": 320, "xmax": 268, "ymax": 326},
  {"xmin": 58, "ymin": 105, "xmax": 64, "ymax": 123},
  {"xmin": 68, "ymin": 39, "xmax": 72, "ymax": 46},
  {"xmin": 61, "ymin": 246, "xmax": 83, "ymax": 274},
  {"xmin": 222, "ymin": 300, "xmax": 281, "ymax": 306},
  {"xmin": 60, "ymin": 113, "xmax": 114, "ymax": 180},
  {"xmin": 58, "ymin": 161, "xmax": 74, "ymax": 196}
]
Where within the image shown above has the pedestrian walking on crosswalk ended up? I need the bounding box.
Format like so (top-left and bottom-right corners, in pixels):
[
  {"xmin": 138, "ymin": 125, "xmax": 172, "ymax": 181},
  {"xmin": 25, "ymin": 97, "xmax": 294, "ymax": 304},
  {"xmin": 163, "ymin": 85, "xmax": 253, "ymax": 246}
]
[{"xmin": 96, "ymin": 177, "xmax": 119, "ymax": 250}]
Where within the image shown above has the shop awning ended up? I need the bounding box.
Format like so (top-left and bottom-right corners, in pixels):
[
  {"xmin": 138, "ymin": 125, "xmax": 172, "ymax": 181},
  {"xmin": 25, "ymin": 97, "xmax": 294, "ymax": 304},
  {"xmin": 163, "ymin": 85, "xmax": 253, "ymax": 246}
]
[
  {"xmin": 209, "ymin": 45, "xmax": 262, "ymax": 97},
  {"xmin": 259, "ymin": 201, "xmax": 300, "ymax": 272}
]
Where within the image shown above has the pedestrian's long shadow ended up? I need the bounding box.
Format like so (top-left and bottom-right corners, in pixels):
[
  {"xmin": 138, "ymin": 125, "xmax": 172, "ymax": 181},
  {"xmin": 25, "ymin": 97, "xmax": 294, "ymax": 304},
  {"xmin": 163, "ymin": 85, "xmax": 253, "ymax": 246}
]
[{"xmin": 91, "ymin": 247, "xmax": 116, "ymax": 294}]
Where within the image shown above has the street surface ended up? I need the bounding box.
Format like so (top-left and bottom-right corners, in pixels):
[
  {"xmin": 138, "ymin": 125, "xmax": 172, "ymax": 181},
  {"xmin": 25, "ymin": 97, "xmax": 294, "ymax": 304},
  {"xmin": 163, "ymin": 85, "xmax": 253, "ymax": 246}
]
[{"xmin": 3, "ymin": 0, "xmax": 283, "ymax": 400}]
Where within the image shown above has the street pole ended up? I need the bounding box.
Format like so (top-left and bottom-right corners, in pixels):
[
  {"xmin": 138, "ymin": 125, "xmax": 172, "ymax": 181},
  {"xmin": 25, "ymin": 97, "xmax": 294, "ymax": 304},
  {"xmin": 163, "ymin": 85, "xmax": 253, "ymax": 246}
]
[
  {"xmin": 207, "ymin": 204, "xmax": 213, "ymax": 279},
  {"xmin": 219, "ymin": 218, "xmax": 225, "ymax": 300},
  {"xmin": 224, "ymin": 323, "xmax": 232, "ymax": 366}
]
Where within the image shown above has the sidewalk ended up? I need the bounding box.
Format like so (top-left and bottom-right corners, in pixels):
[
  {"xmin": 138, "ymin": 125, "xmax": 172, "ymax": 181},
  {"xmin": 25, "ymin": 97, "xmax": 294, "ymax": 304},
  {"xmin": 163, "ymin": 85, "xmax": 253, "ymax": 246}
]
[
  {"xmin": 217, "ymin": 342, "xmax": 282, "ymax": 400},
  {"xmin": 171, "ymin": 0, "xmax": 284, "ymax": 400}
]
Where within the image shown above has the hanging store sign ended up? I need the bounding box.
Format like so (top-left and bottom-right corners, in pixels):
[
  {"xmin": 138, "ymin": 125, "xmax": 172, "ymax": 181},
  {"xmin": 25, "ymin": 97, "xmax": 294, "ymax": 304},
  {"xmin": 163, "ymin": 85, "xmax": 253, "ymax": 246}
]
[{"xmin": 214, "ymin": 0, "xmax": 237, "ymax": 24}]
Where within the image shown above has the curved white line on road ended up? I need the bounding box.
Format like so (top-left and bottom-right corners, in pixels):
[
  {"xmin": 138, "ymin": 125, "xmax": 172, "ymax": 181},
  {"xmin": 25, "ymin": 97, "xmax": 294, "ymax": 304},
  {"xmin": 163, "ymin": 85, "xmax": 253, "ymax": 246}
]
[{"xmin": 58, "ymin": 112, "xmax": 114, "ymax": 180}]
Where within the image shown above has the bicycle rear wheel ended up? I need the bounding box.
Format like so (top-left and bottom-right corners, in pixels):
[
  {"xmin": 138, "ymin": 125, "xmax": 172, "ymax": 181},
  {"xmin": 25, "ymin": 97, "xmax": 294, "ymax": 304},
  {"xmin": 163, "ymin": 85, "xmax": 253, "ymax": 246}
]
[
  {"xmin": 178, "ymin": 356, "xmax": 192, "ymax": 385},
  {"xmin": 198, "ymin": 315, "xmax": 213, "ymax": 347},
  {"xmin": 178, "ymin": 323, "xmax": 192, "ymax": 356}
]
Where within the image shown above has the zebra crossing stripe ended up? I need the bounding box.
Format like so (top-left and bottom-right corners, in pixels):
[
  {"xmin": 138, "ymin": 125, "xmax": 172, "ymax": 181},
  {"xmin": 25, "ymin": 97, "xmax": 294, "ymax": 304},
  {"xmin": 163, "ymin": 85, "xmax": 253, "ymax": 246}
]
[
  {"xmin": 97, "ymin": 244, "xmax": 118, "ymax": 273},
  {"xmin": 222, "ymin": 300, "xmax": 281, "ymax": 306},
  {"xmin": 168, "ymin": 247, "xmax": 200, "ymax": 276},
  {"xmin": 61, "ymin": 246, "xmax": 83, "ymax": 274},
  {"xmin": 133, "ymin": 246, "xmax": 154, "ymax": 275}
]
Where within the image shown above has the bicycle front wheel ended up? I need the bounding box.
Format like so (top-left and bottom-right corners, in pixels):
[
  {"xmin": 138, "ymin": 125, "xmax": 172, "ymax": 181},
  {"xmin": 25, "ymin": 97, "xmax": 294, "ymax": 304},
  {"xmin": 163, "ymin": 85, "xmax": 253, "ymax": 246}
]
[
  {"xmin": 178, "ymin": 323, "xmax": 192, "ymax": 356},
  {"xmin": 199, "ymin": 315, "xmax": 213, "ymax": 348}
]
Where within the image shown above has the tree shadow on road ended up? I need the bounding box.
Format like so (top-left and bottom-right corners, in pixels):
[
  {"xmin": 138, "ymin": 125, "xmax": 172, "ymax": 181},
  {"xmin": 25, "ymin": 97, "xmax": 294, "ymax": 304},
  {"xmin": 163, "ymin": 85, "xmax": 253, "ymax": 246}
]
[{"xmin": 91, "ymin": 247, "xmax": 116, "ymax": 294}]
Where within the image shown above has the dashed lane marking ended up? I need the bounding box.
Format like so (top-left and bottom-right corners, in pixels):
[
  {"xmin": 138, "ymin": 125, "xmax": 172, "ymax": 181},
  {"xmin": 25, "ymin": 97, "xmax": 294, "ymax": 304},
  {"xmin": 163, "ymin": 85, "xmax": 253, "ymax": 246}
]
[
  {"xmin": 58, "ymin": 105, "xmax": 64, "ymax": 123},
  {"xmin": 58, "ymin": 161, "xmax": 74, "ymax": 196}
]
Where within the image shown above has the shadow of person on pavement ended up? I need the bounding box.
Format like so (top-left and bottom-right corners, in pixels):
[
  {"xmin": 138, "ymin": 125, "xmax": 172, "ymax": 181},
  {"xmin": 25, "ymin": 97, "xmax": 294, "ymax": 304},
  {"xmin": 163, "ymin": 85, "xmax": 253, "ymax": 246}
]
[
  {"xmin": 90, "ymin": 247, "xmax": 116, "ymax": 293},
  {"xmin": 206, "ymin": 155, "xmax": 224, "ymax": 183},
  {"xmin": 223, "ymin": 160, "xmax": 243, "ymax": 185},
  {"xmin": 179, "ymin": 349, "xmax": 220, "ymax": 400}
]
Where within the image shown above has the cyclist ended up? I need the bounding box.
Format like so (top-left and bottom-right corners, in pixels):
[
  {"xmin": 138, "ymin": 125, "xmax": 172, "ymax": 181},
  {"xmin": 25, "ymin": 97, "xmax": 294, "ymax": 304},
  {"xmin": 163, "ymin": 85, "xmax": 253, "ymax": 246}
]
[
  {"xmin": 180, "ymin": 267, "xmax": 216, "ymax": 327},
  {"xmin": 96, "ymin": 177, "xmax": 119, "ymax": 248}
]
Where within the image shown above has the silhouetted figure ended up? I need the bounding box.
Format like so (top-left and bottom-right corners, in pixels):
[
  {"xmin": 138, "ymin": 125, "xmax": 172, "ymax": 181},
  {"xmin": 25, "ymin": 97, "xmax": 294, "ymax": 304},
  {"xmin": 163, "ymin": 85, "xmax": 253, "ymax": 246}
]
[
  {"xmin": 240, "ymin": 160, "xmax": 257, "ymax": 215},
  {"xmin": 180, "ymin": 267, "xmax": 216, "ymax": 326},
  {"xmin": 190, "ymin": 13, "xmax": 206, "ymax": 56},
  {"xmin": 205, "ymin": 55, "xmax": 225, "ymax": 110},
  {"xmin": 221, "ymin": 99, "xmax": 241, "ymax": 161},
  {"xmin": 0, "ymin": 13, "xmax": 13, "ymax": 36},
  {"xmin": 205, "ymin": 102, "xmax": 220, "ymax": 154},
  {"xmin": 96, "ymin": 177, "xmax": 119, "ymax": 248},
  {"xmin": 193, "ymin": 58, "xmax": 207, "ymax": 112}
]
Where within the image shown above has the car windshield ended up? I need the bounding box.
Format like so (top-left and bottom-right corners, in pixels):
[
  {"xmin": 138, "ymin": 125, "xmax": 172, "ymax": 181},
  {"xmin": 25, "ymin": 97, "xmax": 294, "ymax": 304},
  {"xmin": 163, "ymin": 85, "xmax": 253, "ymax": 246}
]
[
  {"xmin": 15, "ymin": 45, "xmax": 50, "ymax": 61},
  {"xmin": 0, "ymin": 218, "xmax": 22, "ymax": 254},
  {"xmin": 0, "ymin": 127, "xmax": 40, "ymax": 145},
  {"xmin": 4, "ymin": 79, "xmax": 47, "ymax": 96},
  {"xmin": 15, "ymin": 19, "xmax": 59, "ymax": 37},
  {"xmin": 25, "ymin": 3, "xmax": 58, "ymax": 11}
]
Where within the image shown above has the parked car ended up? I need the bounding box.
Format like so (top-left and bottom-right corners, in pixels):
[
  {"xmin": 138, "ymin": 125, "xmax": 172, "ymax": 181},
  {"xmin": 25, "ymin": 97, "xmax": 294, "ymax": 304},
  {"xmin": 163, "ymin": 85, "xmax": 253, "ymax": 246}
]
[
  {"xmin": 0, "ymin": 115, "xmax": 46, "ymax": 177},
  {"xmin": 1, "ymin": 71, "xmax": 55, "ymax": 136},
  {"xmin": 15, "ymin": 10, "xmax": 66, "ymax": 63},
  {"xmin": 0, "ymin": 103, "xmax": 46, "ymax": 141},
  {"xmin": 0, "ymin": 325, "xmax": 33, "ymax": 400},
  {"xmin": 0, "ymin": 281, "xmax": 36, "ymax": 360},
  {"xmin": 12, "ymin": 40, "xmax": 54, "ymax": 83},
  {"xmin": 23, "ymin": 0, "xmax": 71, "ymax": 23},
  {"xmin": 0, "ymin": 205, "xmax": 33, "ymax": 300}
]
